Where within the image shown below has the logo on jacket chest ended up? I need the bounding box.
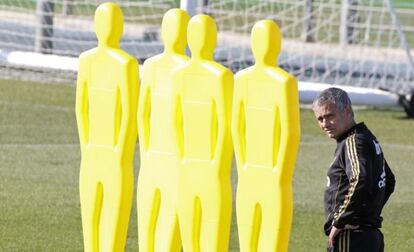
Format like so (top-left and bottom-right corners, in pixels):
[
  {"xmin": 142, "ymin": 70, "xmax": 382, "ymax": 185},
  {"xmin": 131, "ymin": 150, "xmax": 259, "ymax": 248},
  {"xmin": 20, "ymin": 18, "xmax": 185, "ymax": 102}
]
[
  {"xmin": 373, "ymin": 140, "xmax": 382, "ymax": 155},
  {"xmin": 378, "ymin": 163, "xmax": 386, "ymax": 189}
]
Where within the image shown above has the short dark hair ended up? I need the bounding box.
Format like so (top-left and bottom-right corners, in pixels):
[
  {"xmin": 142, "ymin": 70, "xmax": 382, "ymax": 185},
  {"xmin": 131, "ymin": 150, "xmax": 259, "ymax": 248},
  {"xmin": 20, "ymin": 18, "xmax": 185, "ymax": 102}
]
[{"xmin": 312, "ymin": 87, "xmax": 352, "ymax": 112}]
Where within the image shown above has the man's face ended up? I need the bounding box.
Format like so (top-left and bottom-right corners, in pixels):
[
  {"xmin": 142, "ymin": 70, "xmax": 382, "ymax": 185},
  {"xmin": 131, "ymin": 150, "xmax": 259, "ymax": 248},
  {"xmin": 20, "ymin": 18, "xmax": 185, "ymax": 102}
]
[{"xmin": 313, "ymin": 101, "xmax": 353, "ymax": 140}]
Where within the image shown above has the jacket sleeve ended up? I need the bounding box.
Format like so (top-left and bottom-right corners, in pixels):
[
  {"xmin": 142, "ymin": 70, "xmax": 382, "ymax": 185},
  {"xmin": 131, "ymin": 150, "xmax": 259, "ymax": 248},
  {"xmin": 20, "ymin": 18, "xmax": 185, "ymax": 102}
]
[
  {"xmin": 333, "ymin": 134, "xmax": 372, "ymax": 229},
  {"xmin": 383, "ymin": 159, "xmax": 396, "ymax": 206}
]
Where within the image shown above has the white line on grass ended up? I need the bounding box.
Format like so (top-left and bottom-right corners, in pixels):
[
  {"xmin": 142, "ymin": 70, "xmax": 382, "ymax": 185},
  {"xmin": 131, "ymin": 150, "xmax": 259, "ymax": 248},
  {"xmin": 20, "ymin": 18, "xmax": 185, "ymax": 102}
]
[
  {"xmin": 1, "ymin": 142, "xmax": 413, "ymax": 150},
  {"xmin": 0, "ymin": 143, "xmax": 79, "ymax": 148},
  {"xmin": 0, "ymin": 100, "xmax": 73, "ymax": 112},
  {"xmin": 301, "ymin": 141, "xmax": 414, "ymax": 150}
]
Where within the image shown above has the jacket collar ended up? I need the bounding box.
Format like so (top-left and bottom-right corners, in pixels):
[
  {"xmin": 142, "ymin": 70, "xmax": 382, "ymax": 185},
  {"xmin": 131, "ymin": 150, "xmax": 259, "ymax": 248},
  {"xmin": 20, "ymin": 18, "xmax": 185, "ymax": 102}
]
[{"xmin": 336, "ymin": 122, "xmax": 366, "ymax": 142}]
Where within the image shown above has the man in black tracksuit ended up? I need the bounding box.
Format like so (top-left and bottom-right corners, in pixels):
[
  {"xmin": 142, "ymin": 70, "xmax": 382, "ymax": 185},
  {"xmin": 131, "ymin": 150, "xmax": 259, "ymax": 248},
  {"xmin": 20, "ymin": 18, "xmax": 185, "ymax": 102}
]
[{"xmin": 312, "ymin": 88, "xmax": 396, "ymax": 252}]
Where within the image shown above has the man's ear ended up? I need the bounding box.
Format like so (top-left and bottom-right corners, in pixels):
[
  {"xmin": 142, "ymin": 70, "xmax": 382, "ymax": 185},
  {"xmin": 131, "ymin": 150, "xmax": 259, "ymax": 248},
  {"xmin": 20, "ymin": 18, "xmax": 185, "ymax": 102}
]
[{"xmin": 345, "ymin": 105, "xmax": 353, "ymax": 119}]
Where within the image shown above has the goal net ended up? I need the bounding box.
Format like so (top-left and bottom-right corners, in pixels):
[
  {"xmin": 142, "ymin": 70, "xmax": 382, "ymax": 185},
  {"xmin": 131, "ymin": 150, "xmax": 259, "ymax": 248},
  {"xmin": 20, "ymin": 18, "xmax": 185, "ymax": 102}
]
[
  {"xmin": 0, "ymin": 0, "xmax": 413, "ymax": 94},
  {"xmin": 208, "ymin": 0, "xmax": 414, "ymax": 93},
  {"xmin": 0, "ymin": 0, "xmax": 175, "ymax": 83}
]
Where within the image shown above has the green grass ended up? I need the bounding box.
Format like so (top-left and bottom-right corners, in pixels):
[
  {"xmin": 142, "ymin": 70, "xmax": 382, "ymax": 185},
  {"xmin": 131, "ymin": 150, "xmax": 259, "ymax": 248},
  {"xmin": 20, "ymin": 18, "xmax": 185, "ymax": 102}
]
[{"xmin": 0, "ymin": 79, "xmax": 413, "ymax": 251}]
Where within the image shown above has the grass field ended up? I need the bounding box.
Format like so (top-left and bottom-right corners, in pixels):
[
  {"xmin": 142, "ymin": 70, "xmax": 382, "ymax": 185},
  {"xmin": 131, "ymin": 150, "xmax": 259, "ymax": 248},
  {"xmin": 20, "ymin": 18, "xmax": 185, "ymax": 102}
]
[{"xmin": 0, "ymin": 79, "xmax": 413, "ymax": 251}]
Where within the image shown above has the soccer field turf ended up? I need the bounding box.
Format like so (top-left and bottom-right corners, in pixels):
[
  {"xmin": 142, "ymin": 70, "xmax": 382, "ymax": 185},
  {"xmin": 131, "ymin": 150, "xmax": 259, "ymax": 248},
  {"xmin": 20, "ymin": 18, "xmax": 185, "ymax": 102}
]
[{"xmin": 0, "ymin": 79, "xmax": 413, "ymax": 251}]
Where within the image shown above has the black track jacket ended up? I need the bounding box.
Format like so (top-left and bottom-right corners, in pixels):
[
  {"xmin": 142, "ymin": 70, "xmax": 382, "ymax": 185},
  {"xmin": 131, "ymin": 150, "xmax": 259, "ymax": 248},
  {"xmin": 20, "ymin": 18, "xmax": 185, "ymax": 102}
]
[{"xmin": 324, "ymin": 122, "xmax": 395, "ymax": 235}]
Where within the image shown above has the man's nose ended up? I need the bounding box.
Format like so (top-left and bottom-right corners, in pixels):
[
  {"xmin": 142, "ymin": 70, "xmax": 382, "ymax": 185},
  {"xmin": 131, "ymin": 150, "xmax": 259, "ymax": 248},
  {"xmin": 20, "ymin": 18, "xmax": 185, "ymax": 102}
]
[{"xmin": 322, "ymin": 119, "xmax": 330, "ymax": 128}]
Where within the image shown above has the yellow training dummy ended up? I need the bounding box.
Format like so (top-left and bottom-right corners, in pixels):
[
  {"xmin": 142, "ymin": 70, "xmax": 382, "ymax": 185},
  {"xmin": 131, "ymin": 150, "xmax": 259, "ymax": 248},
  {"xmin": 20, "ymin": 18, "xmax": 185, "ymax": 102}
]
[
  {"xmin": 231, "ymin": 20, "xmax": 300, "ymax": 252},
  {"xmin": 76, "ymin": 3, "xmax": 139, "ymax": 252},
  {"xmin": 136, "ymin": 8, "xmax": 189, "ymax": 252},
  {"xmin": 171, "ymin": 14, "xmax": 234, "ymax": 252}
]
